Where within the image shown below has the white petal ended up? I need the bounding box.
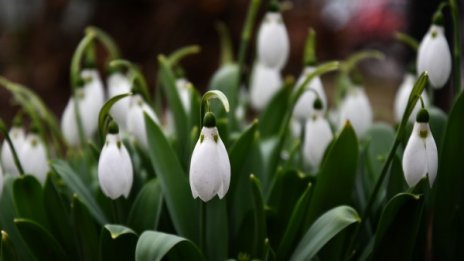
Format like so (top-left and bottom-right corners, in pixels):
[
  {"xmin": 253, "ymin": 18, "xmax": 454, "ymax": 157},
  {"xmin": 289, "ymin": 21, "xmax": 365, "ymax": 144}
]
[
  {"xmin": 417, "ymin": 25, "xmax": 451, "ymax": 88},
  {"xmin": 424, "ymin": 125, "xmax": 438, "ymax": 185},
  {"xmin": 107, "ymin": 72, "xmax": 132, "ymax": 129},
  {"xmin": 176, "ymin": 78, "xmax": 191, "ymax": 113},
  {"xmin": 303, "ymin": 113, "xmax": 333, "ymax": 169},
  {"xmin": 98, "ymin": 134, "xmax": 133, "ymax": 199},
  {"xmin": 257, "ymin": 12, "xmax": 289, "ymax": 69},
  {"xmin": 338, "ymin": 87, "xmax": 372, "ymax": 138},
  {"xmin": 1, "ymin": 127, "xmax": 26, "ymax": 175},
  {"xmin": 126, "ymin": 95, "xmax": 159, "ymax": 149},
  {"xmin": 393, "ymin": 74, "xmax": 429, "ymax": 123},
  {"xmin": 61, "ymin": 98, "xmax": 80, "ymax": 146},
  {"xmin": 19, "ymin": 134, "xmax": 49, "ymax": 185},
  {"xmin": 250, "ymin": 62, "xmax": 282, "ymax": 111},
  {"xmin": 189, "ymin": 127, "xmax": 230, "ymax": 202},
  {"xmin": 293, "ymin": 66, "xmax": 327, "ymax": 120}
]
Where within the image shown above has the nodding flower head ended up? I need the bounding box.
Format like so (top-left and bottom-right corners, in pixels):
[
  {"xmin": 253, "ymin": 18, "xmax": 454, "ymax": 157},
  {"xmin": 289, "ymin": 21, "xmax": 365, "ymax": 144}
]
[
  {"xmin": 402, "ymin": 108, "xmax": 438, "ymax": 187},
  {"xmin": 126, "ymin": 94, "xmax": 160, "ymax": 149},
  {"xmin": 1, "ymin": 123, "xmax": 26, "ymax": 176},
  {"xmin": 394, "ymin": 73, "xmax": 430, "ymax": 123},
  {"xmin": 189, "ymin": 112, "xmax": 231, "ymax": 202},
  {"xmin": 293, "ymin": 66, "xmax": 327, "ymax": 121},
  {"xmin": 19, "ymin": 130, "xmax": 49, "ymax": 185},
  {"xmin": 338, "ymin": 86, "xmax": 373, "ymax": 138},
  {"xmin": 249, "ymin": 62, "xmax": 282, "ymax": 111},
  {"xmin": 107, "ymin": 70, "xmax": 131, "ymax": 130},
  {"xmin": 257, "ymin": 11, "xmax": 289, "ymax": 69}
]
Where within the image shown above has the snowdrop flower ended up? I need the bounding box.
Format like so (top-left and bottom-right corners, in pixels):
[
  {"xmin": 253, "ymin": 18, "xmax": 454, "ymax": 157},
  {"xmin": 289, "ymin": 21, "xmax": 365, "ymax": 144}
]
[
  {"xmin": 402, "ymin": 109, "xmax": 438, "ymax": 187},
  {"xmin": 394, "ymin": 73, "xmax": 429, "ymax": 123},
  {"xmin": 303, "ymin": 99, "xmax": 333, "ymax": 169},
  {"xmin": 257, "ymin": 9, "xmax": 289, "ymax": 69},
  {"xmin": 338, "ymin": 86, "xmax": 373, "ymax": 138},
  {"xmin": 81, "ymin": 68, "xmax": 106, "ymax": 110},
  {"xmin": 176, "ymin": 78, "xmax": 191, "ymax": 113},
  {"xmin": 293, "ymin": 66, "xmax": 327, "ymax": 121},
  {"xmin": 189, "ymin": 112, "xmax": 230, "ymax": 202},
  {"xmin": 1, "ymin": 124, "xmax": 26, "ymax": 176},
  {"xmin": 98, "ymin": 122, "xmax": 133, "ymax": 199},
  {"xmin": 416, "ymin": 14, "xmax": 451, "ymax": 89},
  {"xmin": 19, "ymin": 131, "xmax": 49, "ymax": 185},
  {"xmin": 107, "ymin": 71, "xmax": 131, "ymax": 129},
  {"xmin": 126, "ymin": 94, "xmax": 160, "ymax": 149},
  {"xmin": 249, "ymin": 62, "xmax": 282, "ymax": 111}
]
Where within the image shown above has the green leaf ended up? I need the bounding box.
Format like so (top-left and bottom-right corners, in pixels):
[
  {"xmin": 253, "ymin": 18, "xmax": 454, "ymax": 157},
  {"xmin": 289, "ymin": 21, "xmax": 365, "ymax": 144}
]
[
  {"xmin": 13, "ymin": 175, "xmax": 49, "ymax": 229},
  {"xmin": 15, "ymin": 218, "xmax": 68, "ymax": 260},
  {"xmin": 71, "ymin": 195, "xmax": 101, "ymax": 261},
  {"xmin": 433, "ymin": 90, "xmax": 464, "ymax": 260},
  {"xmin": 99, "ymin": 225, "xmax": 138, "ymax": 261},
  {"xmin": 386, "ymin": 155, "xmax": 407, "ymax": 200},
  {"xmin": 372, "ymin": 193, "xmax": 424, "ymax": 260},
  {"xmin": 250, "ymin": 175, "xmax": 266, "ymax": 259},
  {"xmin": 205, "ymin": 198, "xmax": 228, "ymax": 261},
  {"xmin": 428, "ymin": 106, "xmax": 447, "ymax": 151},
  {"xmin": 135, "ymin": 231, "xmax": 205, "ymax": 261},
  {"xmin": 259, "ymin": 84, "xmax": 292, "ymax": 138},
  {"xmin": 97, "ymin": 92, "xmax": 132, "ymax": 142},
  {"xmin": 290, "ymin": 206, "xmax": 360, "ymax": 261},
  {"xmin": 51, "ymin": 160, "xmax": 107, "ymax": 225},
  {"xmin": 127, "ymin": 179, "xmax": 163, "ymax": 233},
  {"xmin": 145, "ymin": 114, "xmax": 198, "ymax": 241},
  {"xmin": 364, "ymin": 123, "xmax": 395, "ymax": 183},
  {"xmin": 1, "ymin": 231, "xmax": 18, "ymax": 261}
]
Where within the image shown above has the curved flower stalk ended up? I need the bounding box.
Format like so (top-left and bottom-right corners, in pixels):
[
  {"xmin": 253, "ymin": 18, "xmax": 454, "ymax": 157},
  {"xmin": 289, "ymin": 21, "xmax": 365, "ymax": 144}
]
[
  {"xmin": 303, "ymin": 99, "xmax": 333, "ymax": 170},
  {"xmin": 107, "ymin": 70, "xmax": 131, "ymax": 129},
  {"xmin": 293, "ymin": 66, "xmax": 327, "ymax": 121},
  {"xmin": 257, "ymin": 6, "xmax": 289, "ymax": 69},
  {"xmin": 402, "ymin": 108, "xmax": 438, "ymax": 187},
  {"xmin": 249, "ymin": 62, "xmax": 282, "ymax": 111},
  {"xmin": 19, "ymin": 131, "xmax": 49, "ymax": 185},
  {"xmin": 98, "ymin": 122, "xmax": 133, "ymax": 199},
  {"xmin": 126, "ymin": 94, "xmax": 160, "ymax": 149},
  {"xmin": 1, "ymin": 125, "xmax": 26, "ymax": 176},
  {"xmin": 417, "ymin": 11, "xmax": 451, "ymax": 89},
  {"xmin": 338, "ymin": 86, "xmax": 373, "ymax": 138},
  {"xmin": 394, "ymin": 73, "xmax": 430, "ymax": 123}
]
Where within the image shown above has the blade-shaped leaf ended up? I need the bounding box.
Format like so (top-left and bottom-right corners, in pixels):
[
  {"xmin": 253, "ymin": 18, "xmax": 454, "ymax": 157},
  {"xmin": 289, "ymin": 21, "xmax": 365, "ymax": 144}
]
[
  {"xmin": 250, "ymin": 175, "xmax": 266, "ymax": 259},
  {"xmin": 127, "ymin": 178, "xmax": 163, "ymax": 233},
  {"xmin": 13, "ymin": 175, "xmax": 49, "ymax": 229},
  {"xmin": 99, "ymin": 224, "xmax": 138, "ymax": 261},
  {"xmin": 259, "ymin": 84, "xmax": 291, "ymax": 138},
  {"xmin": 71, "ymin": 195, "xmax": 101, "ymax": 261}
]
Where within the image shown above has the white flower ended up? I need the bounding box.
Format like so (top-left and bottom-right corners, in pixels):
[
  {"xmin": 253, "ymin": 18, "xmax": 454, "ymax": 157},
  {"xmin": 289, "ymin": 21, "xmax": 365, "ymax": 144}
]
[
  {"xmin": 249, "ymin": 62, "xmax": 282, "ymax": 111},
  {"xmin": 19, "ymin": 133, "xmax": 49, "ymax": 185},
  {"xmin": 257, "ymin": 11, "xmax": 289, "ymax": 69},
  {"xmin": 303, "ymin": 109, "xmax": 333, "ymax": 169},
  {"xmin": 338, "ymin": 87, "xmax": 373, "ymax": 138},
  {"xmin": 402, "ymin": 114, "xmax": 438, "ymax": 187},
  {"xmin": 1, "ymin": 126, "xmax": 26, "ymax": 175},
  {"xmin": 126, "ymin": 95, "xmax": 160, "ymax": 149},
  {"xmin": 394, "ymin": 73, "xmax": 430, "ymax": 123},
  {"xmin": 81, "ymin": 69, "xmax": 106, "ymax": 110},
  {"xmin": 176, "ymin": 78, "xmax": 191, "ymax": 113},
  {"xmin": 293, "ymin": 66, "xmax": 327, "ymax": 121},
  {"xmin": 189, "ymin": 113, "xmax": 230, "ymax": 202},
  {"xmin": 107, "ymin": 72, "xmax": 131, "ymax": 129},
  {"xmin": 417, "ymin": 24, "xmax": 451, "ymax": 88},
  {"xmin": 98, "ymin": 132, "xmax": 133, "ymax": 199}
]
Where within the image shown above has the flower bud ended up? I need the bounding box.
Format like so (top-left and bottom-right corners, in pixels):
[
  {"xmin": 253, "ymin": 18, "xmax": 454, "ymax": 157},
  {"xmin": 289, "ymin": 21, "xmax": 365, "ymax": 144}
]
[
  {"xmin": 394, "ymin": 73, "xmax": 429, "ymax": 123},
  {"xmin": 107, "ymin": 71, "xmax": 131, "ymax": 129},
  {"xmin": 250, "ymin": 62, "xmax": 282, "ymax": 111},
  {"xmin": 19, "ymin": 133, "xmax": 49, "ymax": 185},
  {"xmin": 98, "ymin": 125, "xmax": 133, "ymax": 199},
  {"xmin": 1, "ymin": 126, "xmax": 26, "ymax": 176},
  {"xmin": 126, "ymin": 94, "xmax": 160, "ymax": 149},
  {"xmin": 189, "ymin": 112, "xmax": 230, "ymax": 202},
  {"xmin": 338, "ymin": 87, "xmax": 373, "ymax": 138},
  {"xmin": 176, "ymin": 78, "xmax": 192, "ymax": 113},
  {"xmin": 303, "ymin": 109, "xmax": 333, "ymax": 169},
  {"xmin": 257, "ymin": 11, "xmax": 290, "ymax": 69},
  {"xmin": 293, "ymin": 66, "xmax": 327, "ymax": 121}
]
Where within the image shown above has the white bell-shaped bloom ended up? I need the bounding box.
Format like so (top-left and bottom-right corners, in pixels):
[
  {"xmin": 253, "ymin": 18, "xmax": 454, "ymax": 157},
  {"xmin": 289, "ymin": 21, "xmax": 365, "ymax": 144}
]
[
  {"xmin": 303, "ymin": 109, "xmax": 333, "ymax": 169},
  {"xmin": 98, "ymin": 131, "xmax": 133, "ymax": 200},
  {"xmin": 126, "ymin": 95, "xmax": 160, "ymax": 149},
  {"xmin": 81, "ymin": 68, "xmax": 106, "ymax": 110},
  {"xmin": 1, "ymin": 126, "xmax": 26, "ymax": 176},
  {"xmin": 257, "ymin": 11, "xmax": 289, "ymax": 69},
  {"xmin": 402, "ymin": 112, "xmax": 438, "ymax": 187},
  {"xmin": 394, "ymin": 73, "xmax": 430, "ymax": 123},
  {"xmin": 107, "ymin": 72, "xmax": 131, "ymax": 129},
  {"xmin": 417, "ymin": 24, "xmax": 451, "ymax": 88},
  {"xmin": 293, "ymin": 66, "xmax": 327, "ymax": 121},
  {"xmin": 250, "ymin": 62, "xmax": 282, "ymax": 111},
  {"xmin": 176, "ymin": 78, "xmax": 191, "ymax": 113},
  {"xmin": 19, "ymin": 133, "xmax": 49, "ymax": 185},
  {"xmin": 338, "ymin": 87, "xmax": 373, "ymax": 138},
  {"xmin": 189, "ymin": 113, "xmax": 230, "ymax": 202}
]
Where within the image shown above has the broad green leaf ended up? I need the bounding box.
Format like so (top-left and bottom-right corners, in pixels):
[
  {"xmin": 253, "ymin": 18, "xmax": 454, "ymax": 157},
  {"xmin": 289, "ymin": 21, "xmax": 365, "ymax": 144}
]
[
  {"xmin": 51, "ymin": 160, "xmax": 107, "ymax": 225},
  {"xmin": 433, "ymin": 90, "xmax": 464, "ymax": 260},
  {"xmin": 205, "ymin": 198, "xmax": 228, "ymax": 261},
  {"xmin": 127, "ymin": 179, "xmax": 163, "ymax": 233},
  {"xmin": 250, "ymin": 175, "xmax": 266, "ymax": 259},
  {"xmin": 135, "ymin": 231, "xmax": 205, "ymax": 261},
  {"xmin": 1, "ymin": 231, "xmax": 18, "ymax": 261},
  {"xmin": 259, "ymin": 84, "xmax": 292, "ymax": 138},
  {"xmin": 145, "ymin": 114, "xmax": 198, "ymax": 241},
  {"xmin": 428, "ymin": 106, "xmax": 447, "ymax": 150},
  {"xmin": 386, "ymin": 155, "xmax": 406, "ymax": 200},
  {"xmin": 99, "ymin": 225, "xmax": 137, "ymax": 261},
  {"xmin": 15, "ymin": 218, "xmax": 68, "ymax": 260},
  {"xmin": 364, "ymin": 123, "xmax": 395, "ymax": 185},
  {"xmin": 290, "ymin": 206, "xmax": 360, "ymax": 261},
  {"xmin": 372, "ymin": 193, "xmax": 424, "ymax": 260},
  {"xmin": 71, "ymin": 195, "xmax": 100, "ymax": 261},
  {"xmin": 13, "ymin": 175, "xmax": 48, "ymax": 229}
]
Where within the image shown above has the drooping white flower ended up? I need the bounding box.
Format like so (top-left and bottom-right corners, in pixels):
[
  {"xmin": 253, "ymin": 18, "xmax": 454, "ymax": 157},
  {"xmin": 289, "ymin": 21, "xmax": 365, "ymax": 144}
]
[
  {"xmin": 249, "ymin": 62, "xmax": 282, "ymax": 111},
  {"xmin": 107, "ymin": 71, "xmax": 131, "ymax": 129},
  {"xmin": 338, "ymin": 87, "xmax": 373, "ymax": 138},
  {"xmin": 1, "ymin": 126, "xmax": 26, "ymax": 176},
  {"xmin": 303, "ymin": 106, "xmax": 333, "ymax": 169},
  {"xmin": 394, "ymin": 73, "xmax": 430, "ymax": 123},
  {"xmin": 402, "ymin": 109, "xmax": 438, "ymax": 187},
  {"xmin": 257, "ymin": 11, "xmax": 290, "ymax": 69},
  {"xmin": 189, "ymin": 112, "xmax": 230, "ymax": 202},
  {"xmin": 293, "ymin": 66, "xmax": 327, "ymax": 121},
  {"xmin": 98, "ymin": 124, "xmax": 133, "ymax": 200},
  {"xmin": 417, "ymin": 24, "xmax": 451, "ymax": 89},
  {"xmin": 81, "ymin": 68, "xmax": 106, "ymax": 110},
  {"xmin": 126, "ymin": 94, "xmax": 160, "ymax": 149},
  {"xmin": 19, "ymin": 133, "xmax": 49, "ymax": 185},
  {"xmin": 176, "ymin": 78, "xmax": 191, "ymax": 113}
]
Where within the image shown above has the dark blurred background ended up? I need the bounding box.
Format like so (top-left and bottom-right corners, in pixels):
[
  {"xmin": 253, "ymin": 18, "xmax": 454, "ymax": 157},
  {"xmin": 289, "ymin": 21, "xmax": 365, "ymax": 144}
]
[{"xmin": 0, "ymin": 0, "xmax": 461, "ymax": 123}]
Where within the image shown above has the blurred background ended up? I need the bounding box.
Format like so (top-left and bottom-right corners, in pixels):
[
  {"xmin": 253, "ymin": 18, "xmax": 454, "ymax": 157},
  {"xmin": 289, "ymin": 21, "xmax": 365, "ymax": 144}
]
[{"xmin": 0, "ymin": 0, "xmax": 461, "ymax": 124}]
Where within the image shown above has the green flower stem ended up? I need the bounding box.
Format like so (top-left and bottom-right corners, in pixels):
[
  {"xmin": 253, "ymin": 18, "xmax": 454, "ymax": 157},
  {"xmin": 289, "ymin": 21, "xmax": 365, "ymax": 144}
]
[
  {"xmin": 109, "ymin": 60, "xmax": 152, "ymax": 105},
  {"xmin": 449, "ymin": 0, "xmax": 462, "ymax": 95},
  {"xmin": 199, "ymin": 201, "xmax": 206, "ymax": 255},
  {"xmin": 85, "ymin": 26, "xmax": 120, "ymax": 61},
  {"xmin": 200, "ymin": 90, "xmax": 230, "ymax": 127},
  {"xmin": 341, "ymin": 50, "xmax": 385, "ymax": 73},
  {"xmin": 303, "ymin": 28, "xmax": 317, "ymax": 66},
  {"xmin": 394, "ymin": 31, "xmax": 419, "ymax": 51},
  {"xmin": 216, "ymin": 22, "xmax": 234, "ymax": 65},
  {"xmin": 167, "ymin": 45, "xmax": 201, "ymax": 67},
  {"xmin": 0, "ymin": 119, "xmax": 25, "ymax": 175}
]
